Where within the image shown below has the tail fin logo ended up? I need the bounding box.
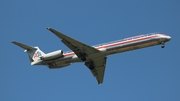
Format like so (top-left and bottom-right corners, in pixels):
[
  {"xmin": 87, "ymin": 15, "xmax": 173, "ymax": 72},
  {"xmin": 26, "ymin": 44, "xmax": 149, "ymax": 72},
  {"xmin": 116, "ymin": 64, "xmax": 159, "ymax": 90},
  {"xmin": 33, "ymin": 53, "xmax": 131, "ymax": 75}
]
[{"xmin": 33, "ymin": 51, "xmax": 42, "ymax": 58}]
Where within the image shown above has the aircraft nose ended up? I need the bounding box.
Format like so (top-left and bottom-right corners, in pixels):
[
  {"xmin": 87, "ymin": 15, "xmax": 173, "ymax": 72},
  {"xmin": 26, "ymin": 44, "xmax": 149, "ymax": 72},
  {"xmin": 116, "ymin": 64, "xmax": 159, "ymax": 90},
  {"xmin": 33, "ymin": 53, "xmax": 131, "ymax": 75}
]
[{"xmin": 166, "ymin": 36, "xmax": 171, "ymax": 41}]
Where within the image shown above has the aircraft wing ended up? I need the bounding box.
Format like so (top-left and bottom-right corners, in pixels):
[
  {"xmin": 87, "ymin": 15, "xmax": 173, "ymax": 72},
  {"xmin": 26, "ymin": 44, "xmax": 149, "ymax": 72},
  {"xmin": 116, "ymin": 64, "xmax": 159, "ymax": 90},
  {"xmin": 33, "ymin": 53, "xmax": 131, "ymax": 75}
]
[
  {"xmin": 47, "ymin": 28, "xmax": 99, "ymax": 59},
  {"xmin": 85, "ymin": 57, "xmax": 107, "ymax": 84},
  {"xmin": 47, "ymin": 28, "xmax": 107, "ymax": 84}
]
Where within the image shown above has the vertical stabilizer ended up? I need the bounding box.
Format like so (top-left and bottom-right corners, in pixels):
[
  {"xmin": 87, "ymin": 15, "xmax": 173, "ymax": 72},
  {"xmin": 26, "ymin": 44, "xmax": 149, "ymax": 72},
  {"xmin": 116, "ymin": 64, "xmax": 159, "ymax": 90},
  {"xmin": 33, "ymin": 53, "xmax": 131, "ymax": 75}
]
[{"xmin": 12, "ymin": 41, "xmax": 45, "ymax": 65}]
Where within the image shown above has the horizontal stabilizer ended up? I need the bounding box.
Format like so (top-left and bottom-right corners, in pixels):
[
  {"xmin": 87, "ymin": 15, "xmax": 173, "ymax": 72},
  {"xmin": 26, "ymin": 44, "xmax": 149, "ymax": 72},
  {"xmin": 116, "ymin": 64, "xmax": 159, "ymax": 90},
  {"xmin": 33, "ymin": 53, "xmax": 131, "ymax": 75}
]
[{"xmin": 12, "ymin": 41, "xmax": 37, "ymax": 50}]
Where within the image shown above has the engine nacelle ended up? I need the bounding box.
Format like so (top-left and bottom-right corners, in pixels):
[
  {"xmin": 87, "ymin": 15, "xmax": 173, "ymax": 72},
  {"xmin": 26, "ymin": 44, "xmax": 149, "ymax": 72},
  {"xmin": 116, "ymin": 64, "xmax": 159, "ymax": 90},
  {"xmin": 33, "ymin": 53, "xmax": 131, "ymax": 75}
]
[{"xmin": 40, "ymin": 50, "xmax": 63, "ymax": 60}]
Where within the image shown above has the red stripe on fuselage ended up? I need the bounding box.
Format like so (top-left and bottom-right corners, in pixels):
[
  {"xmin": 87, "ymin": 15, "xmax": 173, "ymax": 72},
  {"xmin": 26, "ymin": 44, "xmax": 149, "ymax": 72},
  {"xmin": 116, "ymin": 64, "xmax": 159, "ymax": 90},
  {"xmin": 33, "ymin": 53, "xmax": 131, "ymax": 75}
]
[
  {"xmin": 63, "ymin": 35, "xmax": 157, "ymax": 56},
  {"xmin": 97, "ymin": 35, "xmax": 156, "ymax": 48}
]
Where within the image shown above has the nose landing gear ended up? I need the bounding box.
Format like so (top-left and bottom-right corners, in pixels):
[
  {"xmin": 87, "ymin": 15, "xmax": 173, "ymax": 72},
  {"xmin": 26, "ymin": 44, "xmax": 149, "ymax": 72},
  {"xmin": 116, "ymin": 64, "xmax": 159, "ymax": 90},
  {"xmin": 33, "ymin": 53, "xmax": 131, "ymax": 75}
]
[{"xmin": 161, "ymin": 42, "xmax": 165, "ymax": 48}]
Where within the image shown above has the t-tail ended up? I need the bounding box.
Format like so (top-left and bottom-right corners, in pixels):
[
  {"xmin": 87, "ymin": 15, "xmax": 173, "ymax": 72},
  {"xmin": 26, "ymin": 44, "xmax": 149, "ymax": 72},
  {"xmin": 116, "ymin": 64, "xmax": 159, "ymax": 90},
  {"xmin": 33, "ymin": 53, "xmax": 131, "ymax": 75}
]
[{"xmin": 12, "ymin": 41, "xmax": 45, "ymax": 65}]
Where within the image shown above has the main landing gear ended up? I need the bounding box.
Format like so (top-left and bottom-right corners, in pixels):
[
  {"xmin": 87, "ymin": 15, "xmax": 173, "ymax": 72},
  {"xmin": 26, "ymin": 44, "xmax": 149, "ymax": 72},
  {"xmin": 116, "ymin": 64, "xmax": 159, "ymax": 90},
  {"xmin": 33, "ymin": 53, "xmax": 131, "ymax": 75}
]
[
  {"xmin": 81, "ymin": 56, "xmax": 86, "ymax": 61},
  {"xmin": 85, "ymin": 61, "xmax": 95, "ymax": 70},
  {"xmin": 80, "ymin": 53, "xmax": 87, "ymax": 61},
  {"xmin": 161, "ymin": 42, "xmax": 165, "ymax": 48}
]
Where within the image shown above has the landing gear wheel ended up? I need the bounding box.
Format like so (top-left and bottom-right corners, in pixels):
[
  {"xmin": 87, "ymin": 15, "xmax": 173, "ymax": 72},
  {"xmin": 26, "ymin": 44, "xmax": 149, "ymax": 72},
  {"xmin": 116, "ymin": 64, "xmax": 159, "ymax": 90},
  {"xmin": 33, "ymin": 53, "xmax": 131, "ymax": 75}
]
[
  {"xmin": 161, "ymin": 45, "xmax": 165, "ymax": 48},
  {"xmin": 161, "ymin": 42, "xmax": 165, "ymax": 48}
]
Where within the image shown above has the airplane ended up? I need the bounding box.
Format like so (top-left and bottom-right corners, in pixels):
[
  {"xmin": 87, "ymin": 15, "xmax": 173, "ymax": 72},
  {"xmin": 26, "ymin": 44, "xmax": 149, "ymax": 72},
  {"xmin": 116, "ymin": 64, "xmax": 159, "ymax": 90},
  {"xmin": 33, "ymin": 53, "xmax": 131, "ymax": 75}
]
[{"xmin": 12, "ymin": 28, "xmax": 171, "ymax": 84}]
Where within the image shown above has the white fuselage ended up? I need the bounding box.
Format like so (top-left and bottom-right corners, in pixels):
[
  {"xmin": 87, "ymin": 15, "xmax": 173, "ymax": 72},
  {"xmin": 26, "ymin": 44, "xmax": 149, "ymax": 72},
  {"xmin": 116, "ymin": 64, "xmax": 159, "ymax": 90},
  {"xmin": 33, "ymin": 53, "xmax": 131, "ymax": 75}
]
[
  {"xmin": 12, "ymin": 29, "xmax": 172, "ymax": 84},
  {"xmin": 41, "ymin": 33, "xmax": 171, "ymax": 68}
]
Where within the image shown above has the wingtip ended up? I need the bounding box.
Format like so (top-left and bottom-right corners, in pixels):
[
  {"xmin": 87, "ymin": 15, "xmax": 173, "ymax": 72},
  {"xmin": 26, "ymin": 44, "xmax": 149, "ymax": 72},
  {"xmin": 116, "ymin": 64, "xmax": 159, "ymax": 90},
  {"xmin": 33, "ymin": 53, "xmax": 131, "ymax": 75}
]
[
  {"xmin": 12, "ymin": 41, "xmax": 17, "ymax": 44},
  {"xmin": 47, "ymin": 27, "xmax": 53, "ymax": 30},
  {"xmin": 98, "ymin": 82, "xmax": 102, "ymax": 85},
  {"xmin": 47, "ymin": 27, "xmax": 57, "ymax": 33}
]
